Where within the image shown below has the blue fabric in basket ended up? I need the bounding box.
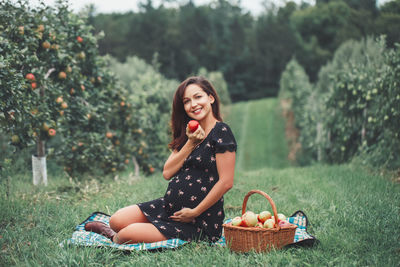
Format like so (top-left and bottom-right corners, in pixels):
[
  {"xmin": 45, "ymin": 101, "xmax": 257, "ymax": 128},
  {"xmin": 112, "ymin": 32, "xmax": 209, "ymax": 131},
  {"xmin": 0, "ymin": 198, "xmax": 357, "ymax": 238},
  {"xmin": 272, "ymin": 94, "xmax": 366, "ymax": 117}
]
[{"xmin": 60, "ymin": 210, "xmax": 317, "ymax": 251}]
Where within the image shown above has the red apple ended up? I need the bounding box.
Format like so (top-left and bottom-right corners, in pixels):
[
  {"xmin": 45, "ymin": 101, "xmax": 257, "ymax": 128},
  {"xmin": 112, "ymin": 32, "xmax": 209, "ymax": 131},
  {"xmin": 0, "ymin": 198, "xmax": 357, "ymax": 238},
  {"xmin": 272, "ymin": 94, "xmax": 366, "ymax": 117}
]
[
  {"xmin": 76, "ymin": 36, "xmax": 83, "ymax": 43},
  {"xmin": 258, "ymin": 211, "xmax": 272, "ymax": 223},
  {"xmin": 48, "ymin": 128, "xmax": 56, "ymax": 136},
  {"xmin": 26, "ymin": 73, "xmax": 35, "ymax": 81},
  {"xmin": 278, "ymin": 220, "xmax": 292, "ymax": 228},
  {"xmin": 241, "ymin": 211, "xmax": 258, "ymax": 227},
  {"xmin": 56, "ymin": 96, "xmax": 63, "ymax": 104},
  {"xmin": 255, "ymin": 222, "xmax": 264, "ymax": 228},
  {"xmin": 42, "ymin": 41, "xmax": 51, "ymax": 49},
  {"xmin": 263, "ymin": 218, "xmax": 275, "ymax": 229},
  {"xmin": 58, "ymin": 71, "xmax": 67, "ymax": 79},
  {"xmin": 231, "ymin": 216, "xmax": 242, "ymax": 226},
  {"xmin": 277, "ymin": 213, "xmax": 286, "ymax": 222},
  {"xmin": 188, "ymin": 120, "xmax": 199, "ymax": 132},
  {"xmin": 31, "ymin": 82, "xmax": 37, "ymax": 89}
]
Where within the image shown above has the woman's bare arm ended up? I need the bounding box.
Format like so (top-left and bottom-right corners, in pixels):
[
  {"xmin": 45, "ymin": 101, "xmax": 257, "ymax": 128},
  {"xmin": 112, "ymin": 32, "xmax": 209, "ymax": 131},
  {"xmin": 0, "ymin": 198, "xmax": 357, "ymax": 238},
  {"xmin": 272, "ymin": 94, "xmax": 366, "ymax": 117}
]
[
  {"xmin": 163, "ymin": 126, "xmax": 205, "ymax": 180},
  {"xmin": 162, "ymin": 142, "xmax": 195, "ymax": 180}
]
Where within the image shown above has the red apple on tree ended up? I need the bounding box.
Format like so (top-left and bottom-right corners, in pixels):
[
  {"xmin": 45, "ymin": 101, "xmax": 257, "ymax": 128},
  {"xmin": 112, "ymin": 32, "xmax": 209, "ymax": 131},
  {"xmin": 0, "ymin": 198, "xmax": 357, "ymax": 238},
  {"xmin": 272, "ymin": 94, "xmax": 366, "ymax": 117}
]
[
  {"xmin": 188, "ymin": 120, "xmax": 199, "ymax": 132},
  {"xmin": 26, "ymin": 73, "xmax": 35, "ymax": 81},
  {"xmin": 42, "ymin": 41, "xmax": 51, "ymax": 49},
  {"xmin": 106, "ymin": 132, "xmax": 113, "ymax": 139},
  {"xmin": 31, "ymin": 82, "xmax": 37, "ymax": 89},
  {"xmin": 76, "ymin": 36, "xmax": 83, "ymax": 43},
  {"xmin": 58, "ymin": 71, "xmax": 67, "ymax": 79},
  {"xmin": 48, "ymin": 128, "xmax": 56, "ymax": 136}
]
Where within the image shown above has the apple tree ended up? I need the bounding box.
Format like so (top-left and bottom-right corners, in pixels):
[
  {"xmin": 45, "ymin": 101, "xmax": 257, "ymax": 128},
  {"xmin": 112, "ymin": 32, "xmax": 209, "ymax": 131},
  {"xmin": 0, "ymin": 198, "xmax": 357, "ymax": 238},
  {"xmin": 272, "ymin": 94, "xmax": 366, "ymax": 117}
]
[{"xmin": 1, "ymin": 0, "xmax": 171, "ymax": 182}]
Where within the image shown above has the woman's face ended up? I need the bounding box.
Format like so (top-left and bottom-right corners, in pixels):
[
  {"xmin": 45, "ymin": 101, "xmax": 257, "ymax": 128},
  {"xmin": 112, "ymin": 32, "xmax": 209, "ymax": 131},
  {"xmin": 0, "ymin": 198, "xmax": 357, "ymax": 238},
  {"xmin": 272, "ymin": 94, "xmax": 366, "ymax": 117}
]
[{"xmin": 182, "ymin": 84, "xmax": 215, "ymax": 121}]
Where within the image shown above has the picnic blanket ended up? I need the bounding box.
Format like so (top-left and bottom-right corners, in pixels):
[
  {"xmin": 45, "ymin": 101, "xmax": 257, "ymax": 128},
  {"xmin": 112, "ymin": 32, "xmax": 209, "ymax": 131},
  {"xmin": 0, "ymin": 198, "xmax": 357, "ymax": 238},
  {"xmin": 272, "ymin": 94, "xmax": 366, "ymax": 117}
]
[{"xmin": 60, "ymin": 210, "xmax": 318, "ymax": 251}]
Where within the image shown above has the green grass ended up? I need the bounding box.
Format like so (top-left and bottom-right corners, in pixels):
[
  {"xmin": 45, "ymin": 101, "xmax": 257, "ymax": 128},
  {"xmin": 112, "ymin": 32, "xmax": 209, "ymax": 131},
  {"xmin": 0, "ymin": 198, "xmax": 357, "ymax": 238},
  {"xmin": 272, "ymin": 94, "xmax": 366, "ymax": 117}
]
[
  {"xmin": 1, "ymin": 98, "xmax": 399, "ymax": 266},
  {"xmin": 225, "ymin": 98, "xmax": 289, "ymax": 170}
]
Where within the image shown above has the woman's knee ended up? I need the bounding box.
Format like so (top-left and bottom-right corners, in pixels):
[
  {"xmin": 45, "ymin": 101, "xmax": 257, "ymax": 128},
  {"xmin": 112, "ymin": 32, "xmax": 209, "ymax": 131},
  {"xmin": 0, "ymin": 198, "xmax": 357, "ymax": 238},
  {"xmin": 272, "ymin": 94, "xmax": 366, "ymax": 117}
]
[
  {"xmin": 109, "ymin": 213, "xmax": 122, "ymax": 232},
  {"xmin": 109, "ymin": 207, "xmax": 130, "ymax": 232},
  {"xmin": 109, "ymin": 205, "xmax": 148, "ymax": 232}
]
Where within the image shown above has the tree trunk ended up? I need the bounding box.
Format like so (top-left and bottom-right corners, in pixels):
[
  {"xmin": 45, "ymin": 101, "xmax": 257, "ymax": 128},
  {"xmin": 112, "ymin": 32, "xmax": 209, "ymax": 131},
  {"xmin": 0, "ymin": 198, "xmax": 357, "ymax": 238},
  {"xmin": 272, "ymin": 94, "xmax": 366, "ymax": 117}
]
[{"xmin": 32, "ymin": 69, "xmax": 54, "ymax": 186}]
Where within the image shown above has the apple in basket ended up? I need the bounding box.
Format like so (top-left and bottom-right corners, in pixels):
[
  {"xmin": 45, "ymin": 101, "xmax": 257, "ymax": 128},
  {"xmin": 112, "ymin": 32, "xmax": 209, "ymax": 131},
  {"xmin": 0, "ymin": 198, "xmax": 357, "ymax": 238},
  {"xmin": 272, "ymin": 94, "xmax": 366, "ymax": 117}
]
[
  {"xmin": 278, "ymin": 220, "xmax": 292, "ymax": 228},
  {"xmin": 277, "ymin": 213, "xmax": 286, "ymax": 222},
  {"xmin": 255, "ymin": 222, "xmax": 264, "ymax": 228},
  {"xmin": 263, "ymin": 218, "xmax": 275, "ymax": 229},
  {"xmin": 258, "ymin": 211, "xmax": 272, "ymax": 223},
  {"xmin": 231, "ymin": 216, "xmax": 242, "ymax": 226},
  {"xmin": 241, "ymin": 211, "xmax": 258, "ymax": 227}
]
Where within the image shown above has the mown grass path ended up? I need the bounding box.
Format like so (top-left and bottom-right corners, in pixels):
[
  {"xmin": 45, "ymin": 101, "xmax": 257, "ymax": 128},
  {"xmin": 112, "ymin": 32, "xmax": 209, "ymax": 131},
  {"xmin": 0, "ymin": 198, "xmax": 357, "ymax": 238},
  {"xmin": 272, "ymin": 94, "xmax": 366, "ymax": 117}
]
[
  {"xmin": 0, "ymin": 98, "xmax": 399, "ymax": 266},
  {"xmin": 225, "ymin": 98, "xmax": 289, "ymax": 171}
]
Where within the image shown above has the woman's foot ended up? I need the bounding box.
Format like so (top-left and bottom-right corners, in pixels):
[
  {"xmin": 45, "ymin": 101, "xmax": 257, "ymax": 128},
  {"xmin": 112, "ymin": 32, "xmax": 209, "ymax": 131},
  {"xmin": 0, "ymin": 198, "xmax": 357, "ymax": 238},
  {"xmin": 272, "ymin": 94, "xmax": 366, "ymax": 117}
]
[{"xmin": 84, "ymin": 221, "xmax": 116, "ymax": 240}]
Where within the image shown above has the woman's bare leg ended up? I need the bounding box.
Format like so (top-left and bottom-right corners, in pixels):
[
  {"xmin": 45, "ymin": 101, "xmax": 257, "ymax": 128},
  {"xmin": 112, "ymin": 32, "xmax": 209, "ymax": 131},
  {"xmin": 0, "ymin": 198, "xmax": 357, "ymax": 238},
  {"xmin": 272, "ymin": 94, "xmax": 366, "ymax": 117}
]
[
  {"xmin": 109, "ymin": 205, "xmax": 149, "ymax": 232},
  {"xmin": 113, "ymin": 223, "xmax": 167, "ymax": 244}
]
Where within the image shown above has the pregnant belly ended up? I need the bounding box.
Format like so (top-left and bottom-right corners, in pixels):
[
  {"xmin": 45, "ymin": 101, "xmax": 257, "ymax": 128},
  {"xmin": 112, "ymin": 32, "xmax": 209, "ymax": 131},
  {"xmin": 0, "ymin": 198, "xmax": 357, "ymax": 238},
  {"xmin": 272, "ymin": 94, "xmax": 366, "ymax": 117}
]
[{"xmin": 164, "ymin": 180, "xmax": 203, "ymax": 211}]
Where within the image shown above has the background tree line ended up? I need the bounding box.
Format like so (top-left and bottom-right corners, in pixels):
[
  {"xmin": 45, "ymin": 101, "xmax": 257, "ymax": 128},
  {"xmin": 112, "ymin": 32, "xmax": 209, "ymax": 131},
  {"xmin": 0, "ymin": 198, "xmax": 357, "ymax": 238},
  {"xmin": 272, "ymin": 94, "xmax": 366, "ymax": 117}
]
[{"xmin": 88, "ymin": 0, "xmax": 400, "ymax": 102}]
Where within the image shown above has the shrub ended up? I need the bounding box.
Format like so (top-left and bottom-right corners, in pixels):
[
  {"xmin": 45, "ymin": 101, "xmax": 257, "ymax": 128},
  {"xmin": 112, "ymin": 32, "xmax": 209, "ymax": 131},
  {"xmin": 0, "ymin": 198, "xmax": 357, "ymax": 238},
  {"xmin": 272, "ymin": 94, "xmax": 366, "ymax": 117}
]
[
  {"xmin": 280, "ymin": 36, "xmax": 400, "ymax": 169},
  {"xmin": 197, "ymin": 67, "xmax": 231, "ymax": 106}
]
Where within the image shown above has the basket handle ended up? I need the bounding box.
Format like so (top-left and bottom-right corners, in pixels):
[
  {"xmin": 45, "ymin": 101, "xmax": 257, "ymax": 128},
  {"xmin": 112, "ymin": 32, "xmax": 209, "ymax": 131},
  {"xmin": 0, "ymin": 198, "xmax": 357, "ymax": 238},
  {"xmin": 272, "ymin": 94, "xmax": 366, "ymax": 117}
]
[{"xmin": 242, "ymin": 190, "xmax": 280, "ymax": 229}]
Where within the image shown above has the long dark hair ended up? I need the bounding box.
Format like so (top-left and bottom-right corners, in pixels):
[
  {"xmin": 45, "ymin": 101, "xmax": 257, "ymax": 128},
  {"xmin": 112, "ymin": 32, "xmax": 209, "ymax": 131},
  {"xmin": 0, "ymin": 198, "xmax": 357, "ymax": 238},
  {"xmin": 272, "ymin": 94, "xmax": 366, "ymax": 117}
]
[{"xmin": 168, "ymin": 76, "xmax": 222, "ymax": 151}]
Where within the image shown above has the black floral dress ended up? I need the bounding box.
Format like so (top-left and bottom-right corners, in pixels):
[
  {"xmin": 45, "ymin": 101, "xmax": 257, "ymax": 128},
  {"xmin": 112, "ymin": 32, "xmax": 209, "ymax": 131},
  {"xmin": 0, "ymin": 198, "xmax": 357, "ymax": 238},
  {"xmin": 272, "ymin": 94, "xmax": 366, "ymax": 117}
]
[{"xmin": 137, "ymin": 121, "xmax": 237, "ymax": 242}]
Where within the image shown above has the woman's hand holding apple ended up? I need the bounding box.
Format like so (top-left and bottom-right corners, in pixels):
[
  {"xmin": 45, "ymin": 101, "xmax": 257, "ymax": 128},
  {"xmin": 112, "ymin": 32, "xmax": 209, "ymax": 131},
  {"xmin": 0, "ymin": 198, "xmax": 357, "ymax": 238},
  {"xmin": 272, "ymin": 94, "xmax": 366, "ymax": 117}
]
[{"xmin": 186, "ymin": 122, "xmax": 205, "ymax": 146}]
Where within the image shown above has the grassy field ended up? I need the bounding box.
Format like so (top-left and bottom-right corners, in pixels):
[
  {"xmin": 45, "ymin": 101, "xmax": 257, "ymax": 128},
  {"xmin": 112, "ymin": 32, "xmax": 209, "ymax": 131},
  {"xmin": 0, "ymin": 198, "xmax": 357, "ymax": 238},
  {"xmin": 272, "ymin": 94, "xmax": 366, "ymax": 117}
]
[{"xmin": 1, "ymin": 98, "xmax": 399, "ymax": 266}]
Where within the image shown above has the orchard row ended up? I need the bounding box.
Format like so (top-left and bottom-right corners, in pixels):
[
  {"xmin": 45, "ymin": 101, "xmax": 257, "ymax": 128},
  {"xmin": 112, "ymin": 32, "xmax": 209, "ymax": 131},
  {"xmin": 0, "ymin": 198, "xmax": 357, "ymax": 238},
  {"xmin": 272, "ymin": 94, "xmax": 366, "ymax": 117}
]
[{"xmin": 279, "ymin": 36, "xmax": 400, "ymax": 169}]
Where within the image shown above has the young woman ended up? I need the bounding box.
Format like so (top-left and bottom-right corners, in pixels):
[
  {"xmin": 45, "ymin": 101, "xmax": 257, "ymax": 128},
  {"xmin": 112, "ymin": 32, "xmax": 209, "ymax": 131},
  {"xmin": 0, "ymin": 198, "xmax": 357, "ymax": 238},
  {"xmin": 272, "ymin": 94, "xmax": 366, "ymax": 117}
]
[{"xmin": 85, "ymin": 76, "xmax": 237, "ymax": 244}]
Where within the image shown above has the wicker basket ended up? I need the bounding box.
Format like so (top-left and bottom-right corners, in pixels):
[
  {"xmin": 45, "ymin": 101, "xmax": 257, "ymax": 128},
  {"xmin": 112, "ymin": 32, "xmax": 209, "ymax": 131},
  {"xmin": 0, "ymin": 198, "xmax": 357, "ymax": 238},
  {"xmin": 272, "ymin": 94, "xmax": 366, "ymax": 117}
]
[{"xmin": 223, "ymin": 190, "xmax": 297, "ymax": 253}]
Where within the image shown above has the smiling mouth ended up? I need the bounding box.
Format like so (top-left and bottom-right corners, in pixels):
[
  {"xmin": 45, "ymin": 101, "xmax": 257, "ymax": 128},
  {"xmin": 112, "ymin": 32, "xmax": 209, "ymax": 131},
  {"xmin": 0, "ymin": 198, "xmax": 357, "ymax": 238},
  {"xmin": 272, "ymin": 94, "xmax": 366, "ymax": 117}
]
[{"xmin": 193, "ymin": 108, "xmax": 202, "ymax": 115}]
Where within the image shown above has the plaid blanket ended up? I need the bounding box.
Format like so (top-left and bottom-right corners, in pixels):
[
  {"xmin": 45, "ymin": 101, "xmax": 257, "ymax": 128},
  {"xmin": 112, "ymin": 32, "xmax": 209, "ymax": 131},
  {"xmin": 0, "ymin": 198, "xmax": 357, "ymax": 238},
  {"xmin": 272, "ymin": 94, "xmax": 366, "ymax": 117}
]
[{"xmin": 60, "ymin": 210, "xmax": 317, "ymax": 251}]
